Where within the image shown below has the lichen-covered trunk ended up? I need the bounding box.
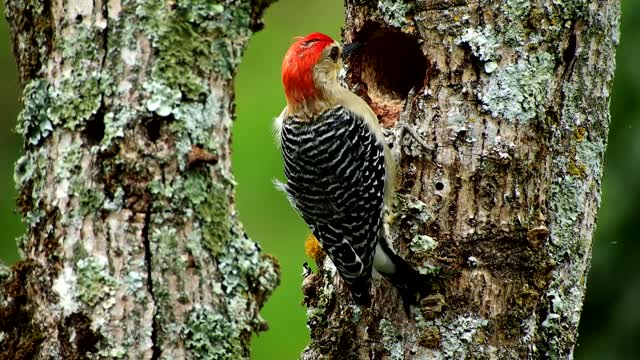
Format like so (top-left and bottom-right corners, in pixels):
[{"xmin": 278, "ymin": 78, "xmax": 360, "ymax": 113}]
[
  {"xmin": 1, "ymin": 0, "xmax": 278, "ymax": 358},
  {"xmin": 302, "ymin": 1, "xmax": 619, "ymax": 359}
]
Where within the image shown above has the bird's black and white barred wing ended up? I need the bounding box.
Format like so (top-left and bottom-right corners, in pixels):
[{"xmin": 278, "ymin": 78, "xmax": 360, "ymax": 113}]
[{"xmin": 278, "ymin": 106, "xmax": 387, "ymax": 304}]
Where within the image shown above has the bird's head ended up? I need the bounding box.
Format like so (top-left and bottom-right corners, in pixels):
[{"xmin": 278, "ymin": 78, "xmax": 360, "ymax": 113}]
[{"xmin": 282, "ymin": 32, "xmax": 360, "ymax": 116}]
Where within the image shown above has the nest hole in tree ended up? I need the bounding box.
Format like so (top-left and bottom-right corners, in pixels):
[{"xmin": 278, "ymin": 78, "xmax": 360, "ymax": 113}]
[
  {"xmin": 347, "ymin": 23, "xmax": 427, "ymax": 126},
  {"xmin": 83, "ymin": 112, "xmax": 105, "ymax": 147},
  {"xmin": 146, "ymin": 115, "xmax": 164, "ymax": 142}
]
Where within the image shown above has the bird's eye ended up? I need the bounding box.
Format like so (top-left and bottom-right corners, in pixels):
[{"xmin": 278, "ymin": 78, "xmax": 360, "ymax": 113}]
[{"xmin": 329, "ymin": 46, "xmax": 340, "ymax": 62}]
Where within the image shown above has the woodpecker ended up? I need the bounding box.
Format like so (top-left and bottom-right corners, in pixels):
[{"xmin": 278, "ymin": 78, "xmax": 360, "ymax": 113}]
[{"xmin": 274, "ymin": 33, "xmax": 425, "ymax": 313}]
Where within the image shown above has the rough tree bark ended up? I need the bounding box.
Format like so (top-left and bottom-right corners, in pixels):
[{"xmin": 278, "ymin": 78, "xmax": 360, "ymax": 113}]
[
  {"xmin": 302, "ymin": 1, "xmax": 619, "ymax": 359},
  {"xmin": 1, "ymin": 0, "xmax": 279, "ymax": 358}
]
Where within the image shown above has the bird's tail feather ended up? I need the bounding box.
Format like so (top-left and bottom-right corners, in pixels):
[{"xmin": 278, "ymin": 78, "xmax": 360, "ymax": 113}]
[{"xmin": 376, "ymin": 238, "xmax": 430, "ymax": 315}]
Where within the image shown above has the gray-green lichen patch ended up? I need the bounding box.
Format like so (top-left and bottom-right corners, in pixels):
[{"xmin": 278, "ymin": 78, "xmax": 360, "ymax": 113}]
[
  {"xmin": 395, "ymin": 194, "xmax": 431, "ymax": 225},
  {"xmin": 547, "ymin": 0, "xmax": 588, "ymax": 22},
  {"xmin": 77, "ymin": 185, "xmax": 107, "ymax": 216},
  {"xmin": 185, "ymin": 225, "xmax": 208, "ymax": 271},
  {"xmin": 199, "ymin": 183, "xmax": 231, "ymax": 255},
  {"xmin": 379, "ymin": 319, "xmax": 403, "ymax": 360},
  {"xmin": 14, "ymin": 146, "xmax": 47, "ymax": 215},
  {"xmin": 441, "ymin": 315, "xmax": 489, "ymax": 357},
  {"xmin": 390, "ymin": 194, "xmax": 438, "ymax": 275},
  {"xmin": 137, "ymin": 0, "xmax": 253, "ymax": 100},
  {"xmin": 377, "ymin": 0, "xmax": 413, "ymax": 30},
  {"xmin": 145, "ymin": 159, "xmax": 280, "ymax": 349},
  {"xmin": 56, "ymin": 139, "xmax": 83, "ymax": 181},
  {"xmin": 24, "ymin": 209, "xmax": 46, "ymax": 233},
  {"xmin": 480, "ymin": 52, "xmax": 554, "ymax": 123},
  {"xmin": 539, "ymin": 270, "xmax": 583, "ymax": 356},
  {"xmin": 151, "ymin": 225, "xmax": 181, "ymax": 272},
  {"xmin": 501, "ymin": 0, "xmax": 530, "ymax": 44},
  {"xmin": 217, "ymin": 235, "xmax": 264, "ymax": 293},
  {"xmin": 179, "ymin": 229, "xmax": 279, "ymax": 357},
  {"xmin": 574, "ymin": 135, "xmax": 606, "ymax": 181},
  {"xmin": 16, "ymin": 79, "xmax": 53, "ymax": 145},
  {"xmin": 123, "ymin": 270, "xmax": 145, "ymax": 299},
  {"xmin": 52, "ymin": 267, "xmax": 79, "ymax": 316},
  {"xmin": 171, "ymin": 93, "xmax": 225, "ymax": 168},
  {"xmin": 147, "ymin": 171, "xmax": 233, "ymax": 262},
  {"xmin": 48, "ymin": 23, "xmax": 111, "ymax": 130},
  {"xmin": 48, "ymin": 71, "xmax": 108, "ymax": 130},
  {"xmin": 75, "ymin": 256, "xmax": 117, "ymax": 308},
  {"xmin": 14, "ymin": 145, "xmax": 50, "ymax": 231},
  {"xmin": 181, "ymin": 305, "xmax": 243, "ymax": 360},
  {"xmin": 547, "ymin": 172, "xmax": 589, "ymax": 251},
  {"xmin": 416, "ymin": 314, "xmax": 489, "ymax": 359},
  {"xmin": 410, "ymin": 235, "xmax": 437, "ymax": 256},
  {"xmin": 455, "ymin": 26, "xmax": 500, "ymax": 62},
  {"xmin": 57, "ymin": 138, "xmax": 108, "ymax": 215},
  {"xmin": 484, "ymin": 61, "xmax": 499, "ymax": 74},
  {"xmin": 254, "ymin": 254, "xmax": 281, "ymax": 300},
  {"xmin": 537, "ymin": 0, "xmax": 617, "ymax": 350},
  {"xmin": 144, "ymin": 81, "xmax": 181, "ymax": 117},
  {"xmin": 541, "ymin": 135, "xmax": 605, "ymax": 355},
  {"xmin": 97, "ymin": 346, "xmax": 127, "ymax": 359},
  {"xmin": 98, "ymin": 110, "xmax": 127, "ymax": 152},
  {"xmin": 306, "ymin": 258, "xmax": 338, "ymax": 329},
  {"xmin": 306, "ymin": 281, "xmax": 336, "ymax": 329},
  {"xmin": 505, "ymin": 0, "xmax": 530, "ymax": 19}
]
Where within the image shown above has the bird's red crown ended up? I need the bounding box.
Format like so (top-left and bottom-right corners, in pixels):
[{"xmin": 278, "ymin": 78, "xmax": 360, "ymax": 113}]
[{"xmin": 282, "ymin": 32, "xmax": 335, "ymax": 107}]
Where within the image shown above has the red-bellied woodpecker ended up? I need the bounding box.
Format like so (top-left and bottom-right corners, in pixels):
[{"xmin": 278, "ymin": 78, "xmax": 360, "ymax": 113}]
[{"xmin": 274, "ymin": 32, "xmax": 425, "ymax": 313}]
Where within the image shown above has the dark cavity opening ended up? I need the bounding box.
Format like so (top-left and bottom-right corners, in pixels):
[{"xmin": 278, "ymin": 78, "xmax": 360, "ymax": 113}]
[
  {"xmin": 435, "ymin": 182, "xmax": 444, "ymax": 191},
  {"xmin": 83, "ymin": 112, "xmax": 105, "ymax": 147},
  {"xmin": 563, "ymin": 30, "xmax": 577, "ymax": 66},
  {"xmin": 349, "ymin": 23, "xmax": 427, "ymax": 101},
  {"xmin": 146, "ymin": 116, "xmax": 163, "ymax": 142}
]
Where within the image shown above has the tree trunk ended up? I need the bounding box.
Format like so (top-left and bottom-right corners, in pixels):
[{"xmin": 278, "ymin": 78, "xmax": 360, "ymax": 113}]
[
  {"xmin": 302, "ymin": 1, "xmax": 619, "ymax": 359},
  {"xmin": 1, "ymin": 0, "xmax": 279, "ymax": 358}
]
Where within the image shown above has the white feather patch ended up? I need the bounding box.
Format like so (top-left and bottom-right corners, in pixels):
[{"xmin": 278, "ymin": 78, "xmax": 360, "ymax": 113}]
[{"xmin": 373, "ymin": 242, "xmax": 396, "ymax": 274}]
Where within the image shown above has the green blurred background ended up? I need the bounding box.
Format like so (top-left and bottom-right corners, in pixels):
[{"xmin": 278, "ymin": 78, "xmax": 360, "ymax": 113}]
[{"xmin": 0, "ymin": 0, "xmax": 637, "ymax": 358}]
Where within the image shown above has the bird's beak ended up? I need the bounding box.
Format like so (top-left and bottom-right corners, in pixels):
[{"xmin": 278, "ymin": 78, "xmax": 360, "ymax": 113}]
[{"xmin": 341, "ymin": 42, "xmax": 362, "ymax": 60}]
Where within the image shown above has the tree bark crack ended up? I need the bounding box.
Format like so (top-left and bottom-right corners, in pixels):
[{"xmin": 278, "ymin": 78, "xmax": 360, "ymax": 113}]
[
  {"xmin": 474, "ymin": 117, "xmax": 488, "ymax": 231},
  {"xmin": 142, "ymin": 203, "xmax": 161, "ymax": 360},
  {"xmin": 96, "ymin": 0, "xmax": 109, "ymax": 90},
  {"xmin": 418, "ymin": 0, "xmax": 476, "ymax": 12}
]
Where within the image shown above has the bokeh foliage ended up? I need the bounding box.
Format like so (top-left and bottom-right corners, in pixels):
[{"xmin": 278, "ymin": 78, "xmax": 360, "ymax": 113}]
[{"xmin": 0, "ymin": 0, "xmax": 636, "ymax": 359}]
